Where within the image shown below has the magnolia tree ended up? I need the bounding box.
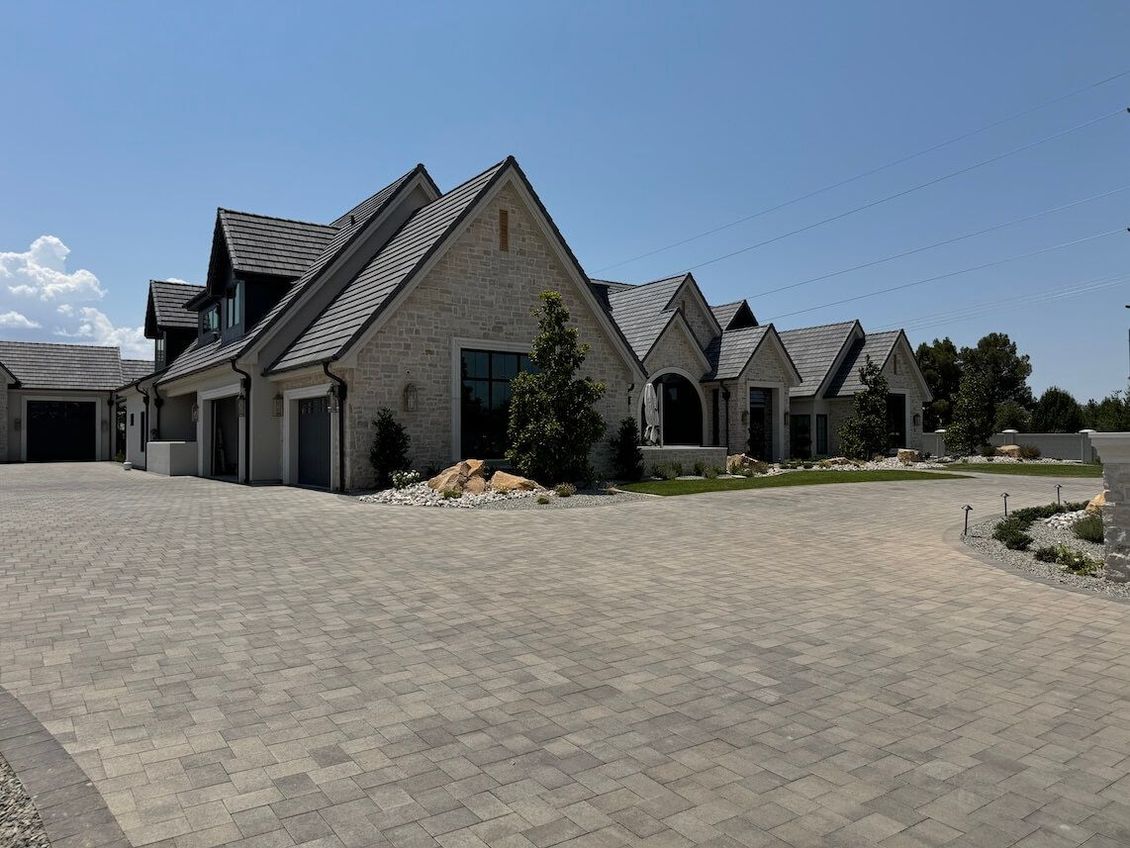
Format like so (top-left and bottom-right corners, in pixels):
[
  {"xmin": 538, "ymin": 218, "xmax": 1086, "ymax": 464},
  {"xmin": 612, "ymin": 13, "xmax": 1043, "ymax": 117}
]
[
  {"xmin": 507, "ymin": 291, "xmax": 606, "ymax": 483},
  {"xmin": 838, "ymin": 355, "xmax": 890, "ymax": 460}
]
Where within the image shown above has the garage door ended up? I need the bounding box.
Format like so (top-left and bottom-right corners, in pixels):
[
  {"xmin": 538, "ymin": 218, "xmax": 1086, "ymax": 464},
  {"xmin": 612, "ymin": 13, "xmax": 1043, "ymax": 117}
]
[
  {"xmin": 26, "ymin": 401, "xmax": 96, "ymax": 462},
  {"xmin": 297, "ymin": 397, "xmax": 331, "ymax": 488}
]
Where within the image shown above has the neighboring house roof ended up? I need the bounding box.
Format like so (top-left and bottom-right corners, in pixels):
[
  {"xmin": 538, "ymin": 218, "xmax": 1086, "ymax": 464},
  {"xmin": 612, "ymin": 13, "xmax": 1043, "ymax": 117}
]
[
  {"xmin": 217, "ymin": 210, "xmax": 338, "ymax": 279},
  {"xmin": 146, "ymin": 279, "xmax": 203, "ymax": 335},
  {"xmin": 121, "ymin": 359, "xmax": 157, "ymax": 384},
  {"xmin": 0, "ymin": 341, "xmax": 151, "ymax": 391},
  {"xmin": 778, "ymin": 320, "xmax": 859, "ymax": 397},
  {"xmin": 159, "ymin": 166, "xmax": 425, "ymax": 385},
  {"xmin": 601, "ymin": 274, "xmax": 689, "ymax": 360},
  {"xmin": 271, "ymin": 159, "xmax": 511, "ymax": 372},
  {"xmin": 824, "ymin": 330, "xmax": 901, "ymax": 398}
]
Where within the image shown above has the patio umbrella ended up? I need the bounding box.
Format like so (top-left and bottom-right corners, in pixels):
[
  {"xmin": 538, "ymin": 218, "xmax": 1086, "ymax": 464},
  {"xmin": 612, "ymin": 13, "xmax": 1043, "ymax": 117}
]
[{"xmin": 643, "ymin": 381, "xmax": 660, "ymax": 445}]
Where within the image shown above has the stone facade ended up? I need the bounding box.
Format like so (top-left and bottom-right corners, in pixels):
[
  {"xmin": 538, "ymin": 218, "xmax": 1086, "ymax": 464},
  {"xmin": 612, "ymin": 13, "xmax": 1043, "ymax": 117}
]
[
  {"xmin": 671, "ymin": 289, "xmax": 718, "ymax": 350},
  {"xmin": 643, "ymin": 320, "xmax": 708, "ymax": 379},
  {"xmin": 345, "ymin": 183, "xmax": 637, "ymax": 489},
  {"xmin": 1092, "ymin": 434, "xmax": 1130, "ymax": 582},
  {"xmin": 880, "ymin": 340, "xmax": 926, "ymax": 451},
  {"xmin": 640, "ymin": 445, "xmax": 728, "ymax": 475},
  {"xmin": 0, "ymin": 386, "xmax": 7, "ymax": 461}
]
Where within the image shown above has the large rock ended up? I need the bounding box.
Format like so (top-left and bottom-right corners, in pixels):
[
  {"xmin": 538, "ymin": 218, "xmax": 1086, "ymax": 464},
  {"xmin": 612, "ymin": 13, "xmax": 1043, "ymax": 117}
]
[
  {"xmin": 1087, "ymin": 491, "xmax": 1107, "ymax": 513},
  {"xmin": 427, "ymin": 459, "xmax": 488, "ymax": 493},
  {"xmin": 897, "ymin": 448, "xmax": 920, "ymax": 465},
  {"xmin": 996, "ymin": 444, "xmax": 1022, "ymax": 459},
  {"xmin": 489, "ymin": 470, "xmax": 539, "ymax": 493},
  {"xmin": 463, "ymin": 475, "xmax": 488, "ymax": 495}
]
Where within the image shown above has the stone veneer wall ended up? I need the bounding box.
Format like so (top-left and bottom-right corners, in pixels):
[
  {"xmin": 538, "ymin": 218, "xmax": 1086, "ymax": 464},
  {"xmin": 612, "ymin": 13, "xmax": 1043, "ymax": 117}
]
[
  {"xmin": 672, "ymin": 291, "xmax": 719, "ymax": 351},
  {"xmin": 640, "ymin": 445, "xmax": 728, "ymax": 474},
  {"xmin": 1091, "ymin": 434, "xmax": 1130, "ymax": 582},
  {"xmin": 346, "ymin": 183, "xmax": 637, "ymax": 489},
  {"xmin": 882, "ymin": 342, "xmax": 926, "ymax": 451},
  {"xmin": 720, "ymin": 341, "xmax": 793, "ymax": 459}
]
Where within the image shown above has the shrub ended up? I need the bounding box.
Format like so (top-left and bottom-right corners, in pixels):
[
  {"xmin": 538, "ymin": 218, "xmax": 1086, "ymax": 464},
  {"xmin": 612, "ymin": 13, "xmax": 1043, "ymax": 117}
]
[
  {"xmin": 1056, "ymin": 545, "xmax": 1102, "ymax": 576},
  {"xmin": 750, "ymin": 460, "xmax": 770, "ymax": 475},
  {"xmin": 802, "ymin": 461, "xmax": 813, "ymax": 469},
  {"xmin": 979, "ymin": 444, "xmax": 998, "ymax": 459},
  {"xmin": 609, "ymin": 417, "xmax": 644, "ymax": 481},
  {"xmin": 692, "ymin": 460, "xmax": 706, "ymax": 477},
  {"xmin": 1018, "ymin": 444, "xmax": 1041, "ymax": 460},
  {"xmin": 554, "ymin": 482, "xmax": 577, "ymax": 498},
  {"xmin": 704, "ymin": 465, "xmax": 720, "ymax": 479},
  {"xmin": 370, "ymin": 408, "xmax": 411, "ymax": 489},
  {"xmin": 1010, "ymin": 501, "xmax": 1089, "ymax": 530},
  {"xmin": 992, "ymin": 518, "xmax": 1033, "ymax": 551},
  {"xmin": 838, "ymin": 356, "xmax": 890, "ymax": 459},
  {"xmin": 536, "ymin": 495, "xmax": 551, "ymax": 505},
  {"xmin": 1034, "ymin": 546, "xmax": 1059, "ymax": 563},
  {"xmin": 442, "ymin": 488, "xmax": 462, "ymax": 499},
  {"xmin": 652, "ymin": 463, "xmax": 678, "ymax": 480},
  {"xmin": 671, "ymin": 461, "xmax": 684, "ymax": 476},
  {"xmin": 1072, "ymin": 512, "xmax": 1104, "ymax": 544},
  {"xmin": 507, "ymin": 291, "xmax": 606, "ymax": 483},
  {"xmin": 391, "ymin": 469, "xmax": 420, "ymax": 490}
]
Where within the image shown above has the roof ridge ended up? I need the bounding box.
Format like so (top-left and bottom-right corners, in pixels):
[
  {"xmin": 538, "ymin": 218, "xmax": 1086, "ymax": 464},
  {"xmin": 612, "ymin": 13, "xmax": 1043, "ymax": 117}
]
[
  {"xmin": 778, "ymin": 319, "xmax": 858, "ymax": 333},
  {"xmin": 0, "ymin": 340, "xmax": 122, "ymax": 352},
  {"xmin": 217, "ymin": 208, "xmax": 339, "ymax": 230},
  {"xmin": 150, "ymin": 278, "xmax": 203, "ymax": 288},
  {"xmin": 329, "ymin": 164, "xmax": 435, "ymax": 228}
]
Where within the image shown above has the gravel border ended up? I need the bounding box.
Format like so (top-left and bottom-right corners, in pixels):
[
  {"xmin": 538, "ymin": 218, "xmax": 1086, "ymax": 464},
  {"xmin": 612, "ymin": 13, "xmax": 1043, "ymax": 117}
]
[
  {"xmin": 478, "ymin": 486, "xmax": 652, "ymax": 510},
  {"xmin": 962, "ymin": 514, "xmax": 1128, "ymax": 600},
  {"xmin": 0, "ymin": 751, "xmax": 48, "ymax": 848},
  {"xmin": 358, "ymin": 481, "xmax": 653, "ymax": 510}
]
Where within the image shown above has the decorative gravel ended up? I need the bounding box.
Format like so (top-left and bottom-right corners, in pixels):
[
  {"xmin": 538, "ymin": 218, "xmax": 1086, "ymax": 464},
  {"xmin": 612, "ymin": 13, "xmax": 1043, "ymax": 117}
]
[
  {"xmin": 358, "ymin": 481, "xmax": 651, "ymax": 510},
  {"xmin": 479, "ymin": 486, "xmax": 651, "ymax": 510},
  {"xmin": 941, "ymin": 454, "xmax": 1086, "ymax": 465},
  {"xmin": 963, "ymin": 513, "xmax": 1126, "ymax": 599},
  {"xmin": 0, "ymin": 751, "xmax": 48, "ymax": 848}
]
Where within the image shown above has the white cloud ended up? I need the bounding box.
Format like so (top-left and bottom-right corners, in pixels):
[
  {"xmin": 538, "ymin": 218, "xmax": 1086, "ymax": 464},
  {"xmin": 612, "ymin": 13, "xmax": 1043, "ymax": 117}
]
[
  {"xmin": 0, "ymin": 310, "xmax": 40, "ymax": 328},
  {"xmin": 0, "ymin": 235, "xmax": 149, "ymax": 357}
]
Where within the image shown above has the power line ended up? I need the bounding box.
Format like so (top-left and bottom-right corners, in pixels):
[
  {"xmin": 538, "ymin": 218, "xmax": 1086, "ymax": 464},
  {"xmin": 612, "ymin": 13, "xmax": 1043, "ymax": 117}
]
[
  {"xmin": 685, "ymin": 109, "xmax": 1126, "ymax": 273},
  {"xmin": 751, "ymin": 184, "xmax": 1130, "ymax": 299},
  {"xmin": 593, "ymin": 68, "xmax": 1130, "ymax": 273},
  {"xmin": 767, "ymin": 228, "xmax": 1128, "ymax": 322}
]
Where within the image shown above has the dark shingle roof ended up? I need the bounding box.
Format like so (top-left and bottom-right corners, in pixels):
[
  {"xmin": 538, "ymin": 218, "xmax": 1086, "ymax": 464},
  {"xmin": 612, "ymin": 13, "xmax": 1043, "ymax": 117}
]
[
  {"xmin": 271, "ymin": 159, "xmax": 510, "ymax": 372},
  {"xmin": 160, "ymin": 167, "xmax": 423, "ymax": 385},
  {"xmin": 710, "ymin": 299, "xmax": 757, "ymax": 331},
  {"xmin": 121, "ymin": 359, "xmax": 157, "ymax": 383},
  {"xmin": 330, "ymin": 165, "xmax": 438, "ymax": 228},
  {"xmin": 704, "ymin": 325, "xmax": 769, "ymax": 380},
  {"xmin": 602, "ymin": 274, "xmax": 689, "ymax": 359},
  {"xmin": 778, "ymin": 320, "xmax": 859, "ymax": 397},
  {"xmin": 148, "ymin": 280, "xmax": 202, "ymax": 332},
  {"xmin": 0, "ymin": 341, "xmax": 150, "ymax": 391},
  {"xmin": 824, "ymin": 330, "xmax": 901, "ymax": 397},
  {"xmin": 218, "ymin": 210, "xmax": 338, "ymax": 278}
]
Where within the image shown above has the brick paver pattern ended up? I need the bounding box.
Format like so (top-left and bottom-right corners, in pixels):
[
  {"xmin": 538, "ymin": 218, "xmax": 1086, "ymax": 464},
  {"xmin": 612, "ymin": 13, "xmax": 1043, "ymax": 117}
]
[{"xmin": 1, "ymin": 463, "xmax": 1127, "ymax": 848}]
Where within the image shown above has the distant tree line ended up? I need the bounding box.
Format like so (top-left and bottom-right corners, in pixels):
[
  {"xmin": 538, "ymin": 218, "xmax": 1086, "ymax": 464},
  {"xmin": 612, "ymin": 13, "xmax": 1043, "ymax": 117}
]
[{"xmin": 914, "ymin": 332, "xmax": 1126, "ymax": 455}]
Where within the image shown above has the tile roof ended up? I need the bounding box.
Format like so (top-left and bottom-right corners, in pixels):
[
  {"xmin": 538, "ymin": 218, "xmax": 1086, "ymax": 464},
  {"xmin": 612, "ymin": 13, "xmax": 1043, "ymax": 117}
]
[
  {"xmin": 148, "ymin": 280, "xmax": 202, "ymax": 331},
  {"xmin": 160, "ymin": 167, "xmax": 422, "ymax": 385},
  {"xmin": 0, "ymin": 341, "xmax": 151, "ymax": 391},
  {"xmin": 601, "ymin": 274, "xmax": 689, "ymax": 359},
  {"xmin": 121, "ymin": 359, "xmax": 157, "ymax": 384},
  {"xmin": 824, "ymin": 330, "xmax": 901, "ymax": 397},
  {"xmin": 704, "ymin": 325, "xmax": 769, "ymax": 380},
  {"xmin": 778, "ymin": 320, "xmax": 859, "ymax": 397},
  {"xmin": 271, "ymin": 159, "xmax": 510, "ymax": 373},
  {"xmin": 330, "ymin": 165, "xmax": 438, "ymax": 228},
  {"xmin": 710, "ymin": 299, "xmax": 757, "ymax": 331},
  {"xmin": 218, "ymin": 210, "xmax": 338, "ymax": 279}
]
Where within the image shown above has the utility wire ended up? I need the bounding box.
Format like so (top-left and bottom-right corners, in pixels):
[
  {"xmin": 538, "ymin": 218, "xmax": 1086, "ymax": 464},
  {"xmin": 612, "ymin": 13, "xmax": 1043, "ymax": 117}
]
[
  {"xmin": 685, "ymin": 109, "xmax": 1126, "ymax": 273},
  {"xmin": 767, "ymin": 228, "xmax": 1128, "ymax": 322},
  {"xmin": 752, "ymin": 184, "xmax": 1130, "ymax": 299},
  {"xmin": 593, "ymin": 68, "xmax": 1130, "ymax": 273}
]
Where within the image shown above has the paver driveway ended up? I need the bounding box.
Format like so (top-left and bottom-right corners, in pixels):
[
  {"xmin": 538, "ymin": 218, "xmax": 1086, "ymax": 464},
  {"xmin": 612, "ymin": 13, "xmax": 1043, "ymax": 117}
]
[{"xmin": 0, "ymin": 463, "xmax": 1126, "ymax": 848}]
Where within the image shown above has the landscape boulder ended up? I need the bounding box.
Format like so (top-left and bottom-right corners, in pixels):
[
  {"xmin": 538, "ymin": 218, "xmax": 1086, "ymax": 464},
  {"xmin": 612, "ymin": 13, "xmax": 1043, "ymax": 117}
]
[
  {"xmin": 1087, "ymin": 491, "xmax": 1107, "ymax": 513},
  {"xmin": 996, "ymin": 444, "xmax": 1022, "ymax": 459},
  {"xmin": 489, "ymin": 470, "xmax": 539, "ymax": 493},
  {"xmin": 427, "ymin": 459, "xmax": 488, "ymax": 494},
  {"xmin": 897, "ymin": 448, "xmax": 920, "ymax": 465}
]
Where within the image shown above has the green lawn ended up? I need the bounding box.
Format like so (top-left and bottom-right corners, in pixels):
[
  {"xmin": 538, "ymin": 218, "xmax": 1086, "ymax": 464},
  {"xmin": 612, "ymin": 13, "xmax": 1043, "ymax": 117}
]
[
  {"xmin": 951, "ymin": 463, "xmax": 1103, "ymax": 478},
  {"xmin": 620, "ymin": 469, "xmax": 968, "ymax": 496}
]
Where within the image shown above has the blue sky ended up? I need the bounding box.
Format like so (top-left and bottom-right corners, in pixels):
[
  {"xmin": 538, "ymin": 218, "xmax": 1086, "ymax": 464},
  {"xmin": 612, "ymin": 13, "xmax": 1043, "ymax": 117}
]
[{"xmin": 1, "ymin": 1, "xmax": 1127, "ymax": 400}]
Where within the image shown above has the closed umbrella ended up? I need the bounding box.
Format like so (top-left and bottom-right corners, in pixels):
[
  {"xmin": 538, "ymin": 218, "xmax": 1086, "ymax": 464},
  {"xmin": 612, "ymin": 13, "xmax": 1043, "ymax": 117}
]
[{"xmin": 643, "ymin": 382, "xmax": 660, "ymax": 445}]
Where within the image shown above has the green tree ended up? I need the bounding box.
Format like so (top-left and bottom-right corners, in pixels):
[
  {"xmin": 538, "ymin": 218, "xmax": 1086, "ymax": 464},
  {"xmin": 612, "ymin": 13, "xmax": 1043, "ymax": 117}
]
[
  {"xmin": 916, "ymin": 337, "xmax": 961, "ymax": 430},
  {"xmin": 1030, "ymin": 386, "xmax": 1083, "ymax": 433},
  {"xmin": 961, "ymin": 332, "xmax": 1033, "ymax": 409},
  {"xmin": 369, "ymin": 407, "xmax": 411, "ymax": 489},
  {"xmin": 609, "ymin": 417, "xmax": 644, "ymax": 481},
  {"xmin": 507, "ymin": 291, "xmax": 606, "ymax": 483},
  {"xmin": 945, "ymin": 368, "xmax": 995, "ymax": 455},
  {"xmin": 994, "ymin": 400, "xmax": 1031, "ymax": 432},
  {"xmin": 1083, "ymin": 387, "xmax": 1130, "ymax": 431},
  {"xmin": 838, "ymin": 355, "xmax": 890, "ymax": 460}
]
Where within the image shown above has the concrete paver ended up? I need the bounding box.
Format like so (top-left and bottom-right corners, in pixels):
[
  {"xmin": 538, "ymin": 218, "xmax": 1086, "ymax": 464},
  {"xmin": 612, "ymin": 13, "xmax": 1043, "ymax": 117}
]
[{"xmin": 0, "ymin": 463, "xmax": 1125, "ymax": 848}]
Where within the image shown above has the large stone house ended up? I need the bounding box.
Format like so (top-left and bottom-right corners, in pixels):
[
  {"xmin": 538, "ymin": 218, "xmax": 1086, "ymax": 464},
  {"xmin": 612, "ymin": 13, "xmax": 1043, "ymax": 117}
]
[{"xmin": 6, "ymin": 155, "xmax": 931, "ymax": 483}]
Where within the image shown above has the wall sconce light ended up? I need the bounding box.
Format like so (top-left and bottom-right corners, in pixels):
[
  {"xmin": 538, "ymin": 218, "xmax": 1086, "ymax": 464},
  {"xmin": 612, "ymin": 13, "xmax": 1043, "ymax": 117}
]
[
  {"xmin": 741, "ymin": 410, "xmax": 749, "ymax": 424},
  {"xmin": 13, "ymin": 417, "xmax": 20, "ymax": 432},
  {"xmin": 237, "ymin": 392, "xmax": 247, "ymax": 418},
  {"xmin": 403, "ymin": 382, "xmax": 418, "ymax": 413},
  {"xmin": 913, "ymin": 413, "xmax": 921, "ymax": 428},
  {"xmin": 101, "ymin": 419, "xmax": 109, "ymax": 433},
  {"xmin": 328, "ymin": 385, "xmax": 339, "ymax": 413},
  {"xmin": 191, "ymin": 402, "xmax": 199, "ymax": 423},
  {"xmin": 783, "ymin": 411, "xmax": 790, "ymax": 425},
  {"xmin": 273, "ymin": 393, "xmax": 283, "ymax": 417}
]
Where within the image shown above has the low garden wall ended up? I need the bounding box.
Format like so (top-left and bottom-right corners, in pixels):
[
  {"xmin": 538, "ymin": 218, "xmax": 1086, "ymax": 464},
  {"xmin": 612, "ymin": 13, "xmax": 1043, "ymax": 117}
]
[
  {"xmin": 923, "ymin": 430, "xmax": 1098, "ymax": 461},
  {"xmin": 640, "ymin": 445, "xmax": 727, "ymax": 472},
  {"xmin": 1091, "ymin": 433, "xmax": 1130, "ymax": 582}
]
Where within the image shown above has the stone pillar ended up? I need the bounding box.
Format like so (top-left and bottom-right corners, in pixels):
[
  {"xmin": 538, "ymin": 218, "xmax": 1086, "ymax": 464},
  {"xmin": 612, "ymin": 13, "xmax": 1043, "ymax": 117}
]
[{"xmin": 1090, "ymin": 433, "xmax": 1130, "ymax": 582}]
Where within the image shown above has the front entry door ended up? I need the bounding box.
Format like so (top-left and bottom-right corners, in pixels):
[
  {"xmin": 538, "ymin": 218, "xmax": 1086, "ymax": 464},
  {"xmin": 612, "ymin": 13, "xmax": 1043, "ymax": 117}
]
[
  {"xmin": 748, "ymin": 388, "xmax": 772, "ymax": 460},
  {"xmin": 886, "ymin": 393, "xmax": 907, "ymax": 449},
  {"xmin": 297, "ymin": 396, "xmax": 331, "ymax": 488}
]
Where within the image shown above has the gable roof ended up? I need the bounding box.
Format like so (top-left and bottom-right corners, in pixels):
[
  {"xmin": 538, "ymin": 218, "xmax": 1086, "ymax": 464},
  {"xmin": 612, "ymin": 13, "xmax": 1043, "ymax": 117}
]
[
  {"xmin": 778, "ymin": 320, "xmax": 860, "ymax": 397},
  {"xmin": 270, "ymin": 159, "xmax": 511, "ymax": 373},
  {"xmin": 121, "ymin": 358, "xmax": 157, "ymax": 384},
  {"xmin": 601, "ymin": 274, "xmax": 690, "ymax": 360},
  {"xmin": 217, "ymin": 210, "xmax": 338, "ymax": 279},
  {"xmin": 159, "ymin": 166, "xmax": 426, "ymax": 386},
  {"xmin": 711, "ymin": 300, "xmax": 757, "ymax": 331},
  {"xmin": 0, "ymin": 341, "xmax": 151, "ymax": 391},
  {"xmin": 146, "ymin": 279, "xmax": 203, "ymax": 336},
  {"xmin": 824, "ymin": 330, "xmax": 901, "ymax": 398},
  {"xmin": 704, "ymin": 324, "xmax": 801, "ymax": 383},
  {"xmin": 331, "ymin": 166, "xmax": 441, "ymax": 228}
]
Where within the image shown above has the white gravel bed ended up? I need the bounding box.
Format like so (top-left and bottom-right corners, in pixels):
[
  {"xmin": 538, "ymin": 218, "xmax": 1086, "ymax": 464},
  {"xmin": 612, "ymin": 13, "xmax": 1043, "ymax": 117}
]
[
  {"xmin": 0, "ymin": 751, "xmax": 48, "ymax": 848},
  {"xmin": 479, "ymin": 486, "xmax": 652, "ymax": 510},
  {"xmin": 1044, "ymin": 509, "xmax": 1088, "ymax": 529},
  {"xmin": 963, "ymin": 515, "xmax": 1125, "ymax": 599},
  {"xmin": 940, "ymin": 455, "xmax": 1087, "ymax": 465},
  {"xmin": 359, "ymin": 481, "xmax": 539, "ymax": 508}
]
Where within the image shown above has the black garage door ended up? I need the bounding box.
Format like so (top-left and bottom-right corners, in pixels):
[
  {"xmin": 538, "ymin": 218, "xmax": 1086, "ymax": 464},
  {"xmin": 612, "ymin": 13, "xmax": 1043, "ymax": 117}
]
[
  {"xmin": 26, "ymin": 401, "xmax": 96, "ymax": 462},
  {"xmin": 297, "ymin": 396, "xmax": 331, "ymax": 488}
]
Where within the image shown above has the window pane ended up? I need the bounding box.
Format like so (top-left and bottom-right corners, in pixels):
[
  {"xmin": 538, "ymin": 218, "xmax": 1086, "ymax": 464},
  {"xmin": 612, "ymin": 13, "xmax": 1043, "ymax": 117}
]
[
  {"xmin": 493, "ymin": 352, "xmax": 519, "ymax": 381},
  {"xmin": 462, "ymin": 350, "xmax": 488, "ymax": 379}
]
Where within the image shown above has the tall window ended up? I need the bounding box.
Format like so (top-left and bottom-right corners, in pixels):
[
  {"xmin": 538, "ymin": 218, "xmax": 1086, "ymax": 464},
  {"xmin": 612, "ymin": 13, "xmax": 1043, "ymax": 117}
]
[
  {"xmin": 202, "ymin": 305, "xmax": 219, "ymax": 334},
  {"xmin": 816, "ymin": 414, "xmax": 829, "ymax": 455},
  {"xmin": 225, "ymin": 282, "xmax": 242, "ymax": 329},
  {"xmin": 460, "ymin": 349, "xmax": 534, "ymax": 458},
  {"xmin": 155, "ymin": 336, "xmax": 166, "ymax": 371}
]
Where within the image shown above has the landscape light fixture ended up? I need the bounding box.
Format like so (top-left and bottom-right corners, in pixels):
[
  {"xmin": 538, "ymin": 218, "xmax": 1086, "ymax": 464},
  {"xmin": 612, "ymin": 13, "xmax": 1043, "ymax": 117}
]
[
  {"xmin": 1056, "ymin": 484, "xmax": 1063, "ymax": 506},
  {"xmin": 962, "ymin": 504, "xmax": 973, "ymax": 536},
  {"xmin": 1001, "ymin": 492, "xmax": 1010, "ymax": 517}
]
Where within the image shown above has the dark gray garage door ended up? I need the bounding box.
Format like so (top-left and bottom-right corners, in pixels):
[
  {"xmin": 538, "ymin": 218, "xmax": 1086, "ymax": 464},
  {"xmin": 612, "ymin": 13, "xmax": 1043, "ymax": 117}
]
[
  {"xmin": 297, "ymin": 397, "xmax": 331, "ymax": 488},
  {"xmin": 26, "ymin": 401, "xmax": 97, "ymax": 462}
]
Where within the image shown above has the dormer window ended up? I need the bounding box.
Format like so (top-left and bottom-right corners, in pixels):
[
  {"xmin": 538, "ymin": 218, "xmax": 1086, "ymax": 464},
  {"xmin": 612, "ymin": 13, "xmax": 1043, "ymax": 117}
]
[
  {"xmin": 202, "ymin": 305, "xmax": 219, "ymax": 334},
  {"xmin": 155, "ymin": 336, "xmax": 167, "ymax": 371},
  {"xmin": 225, "ymin": 281, "xmax": 243, "ymax": 329}
]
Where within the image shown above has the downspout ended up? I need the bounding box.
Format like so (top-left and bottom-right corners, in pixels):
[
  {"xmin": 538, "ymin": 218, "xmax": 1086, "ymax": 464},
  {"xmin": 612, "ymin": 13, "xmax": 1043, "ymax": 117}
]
[
  {"xmin": 720, "ymin": 381, "xmax": 731, "ymax": 453},
  {"xmin": 231, "ymin": 361, "xmax": 251, "ymax": 484},
  {"xmin": 150, "ymin": 380, "xmax": 162, "ymax": 440},
  {"xmin": 138, "ymin": 382, "xmax": 150, "ymax": 465},
  {"xmin": 323, "ymin": 361, "xmax": 347, "ymax": 493}
]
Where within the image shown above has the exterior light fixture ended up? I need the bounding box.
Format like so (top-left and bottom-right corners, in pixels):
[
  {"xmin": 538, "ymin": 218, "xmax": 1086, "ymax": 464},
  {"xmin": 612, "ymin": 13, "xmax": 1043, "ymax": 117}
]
[
  {"xmin": 1001, "ymin": 492, "xmax": 1009, "ymax": 517},
  {"xmin": 962, "ymin": 504, "xmax": 973, "ymax": 536},
  {"xmin": 237, "ymin": 392, "xmax": 247, "ymax": 418},
  {"xmin": 1055, "ymin": 484, "xmax": 1062, "ymax": 506},
  {"xmin": 913, "ymin": 413, "xmax": 921, "ymax": 428},
  {"xmin": 13, "ymin": 417, "xmax": 20, "ymax": 432},
  {"xmin": 273, "ymin": 392, "xmax": 284, "ymax": 417},
  {"xmin": 783, "ymin": 411, "xmax": 790, "ymax": 425},
  {"xmin": 328, "ymin": 384, "xmax": 339, "ymax": 413},
  {"xmin": 191, "ymin": 402, "xmax": 199, "ymax": 423},
  {"xmin": 403, "ymin": 382, "xmax": 418, "ymax": 413}
]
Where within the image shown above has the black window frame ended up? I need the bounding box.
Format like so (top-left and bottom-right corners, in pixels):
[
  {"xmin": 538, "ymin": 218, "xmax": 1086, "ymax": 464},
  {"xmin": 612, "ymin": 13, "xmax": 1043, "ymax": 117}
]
[
  {"xmin": 816, "ymin": 414, "xmax": 829, "ymax": 455},
  {"xmin": 459, "ymin": 348, "xmax": 534, "ymax": 459}
]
